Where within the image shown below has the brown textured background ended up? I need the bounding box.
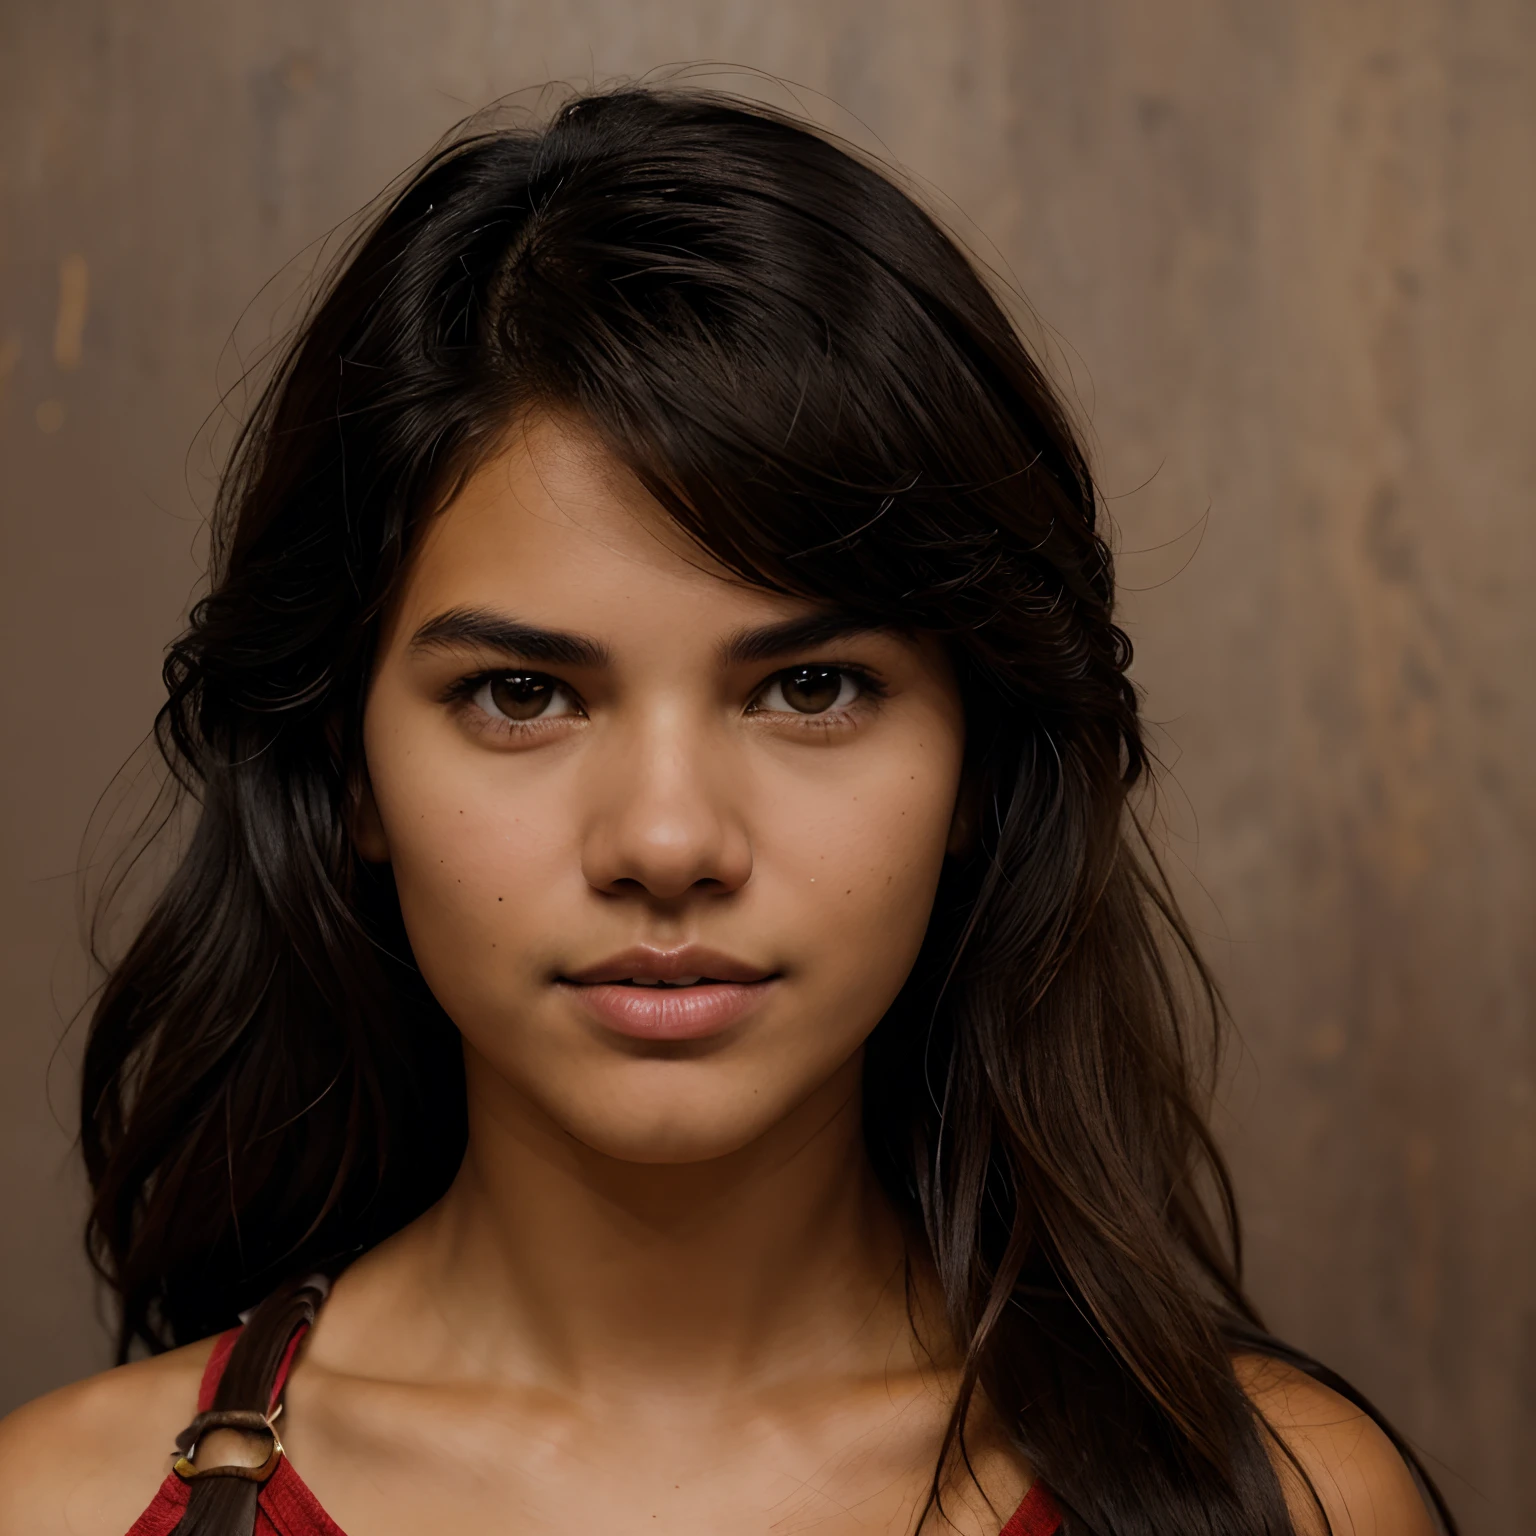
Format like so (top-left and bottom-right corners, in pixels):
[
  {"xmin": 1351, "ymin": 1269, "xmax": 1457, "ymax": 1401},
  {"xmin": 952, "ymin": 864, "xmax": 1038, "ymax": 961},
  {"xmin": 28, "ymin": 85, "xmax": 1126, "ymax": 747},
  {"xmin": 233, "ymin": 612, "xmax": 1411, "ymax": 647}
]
[{"xmin": 1, "ymin": 2, "xmax": 1531, "ymax": 1530}]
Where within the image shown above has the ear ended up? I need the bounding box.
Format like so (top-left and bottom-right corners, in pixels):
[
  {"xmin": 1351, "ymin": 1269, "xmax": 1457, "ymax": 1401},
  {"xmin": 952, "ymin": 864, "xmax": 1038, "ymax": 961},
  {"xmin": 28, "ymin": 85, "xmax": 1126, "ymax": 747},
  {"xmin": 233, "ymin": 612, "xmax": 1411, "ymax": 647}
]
[
  {"xmin": 945, "ymin": 761, "xmax": 983, "ymax": 859},
  {"xmin": 349, "ymin": 771, "xmax": 391, "ymax": 864}
]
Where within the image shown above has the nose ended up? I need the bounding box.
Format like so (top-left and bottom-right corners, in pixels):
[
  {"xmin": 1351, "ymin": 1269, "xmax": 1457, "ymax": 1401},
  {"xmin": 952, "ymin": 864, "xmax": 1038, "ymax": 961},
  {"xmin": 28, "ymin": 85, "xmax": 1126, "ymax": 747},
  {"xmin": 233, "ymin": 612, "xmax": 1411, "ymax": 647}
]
[{"xmin": 580, "ymin": 716, "xmax": 753, "ymax": 902}]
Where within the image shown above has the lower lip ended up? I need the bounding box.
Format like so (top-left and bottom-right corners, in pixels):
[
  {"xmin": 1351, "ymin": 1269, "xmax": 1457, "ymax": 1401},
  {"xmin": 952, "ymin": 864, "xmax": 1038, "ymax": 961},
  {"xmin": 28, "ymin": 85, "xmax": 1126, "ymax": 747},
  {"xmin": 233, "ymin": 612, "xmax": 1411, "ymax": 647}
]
[{"xmin": 564, "ymin": 980, "xmax": 776, "ymax": 1041}]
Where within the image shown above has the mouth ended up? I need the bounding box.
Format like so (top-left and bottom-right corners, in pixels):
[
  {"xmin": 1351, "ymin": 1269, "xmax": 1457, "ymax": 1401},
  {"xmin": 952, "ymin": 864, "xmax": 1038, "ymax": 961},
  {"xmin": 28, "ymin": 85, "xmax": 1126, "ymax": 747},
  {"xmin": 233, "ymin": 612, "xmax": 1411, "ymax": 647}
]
[
  {"xmin": 557, "ymin": 946, "xmax": 779, "ymax": 1041},
  {"xmin": 601, "ymin": 976, "xmax": 719, "ymax": 988}
]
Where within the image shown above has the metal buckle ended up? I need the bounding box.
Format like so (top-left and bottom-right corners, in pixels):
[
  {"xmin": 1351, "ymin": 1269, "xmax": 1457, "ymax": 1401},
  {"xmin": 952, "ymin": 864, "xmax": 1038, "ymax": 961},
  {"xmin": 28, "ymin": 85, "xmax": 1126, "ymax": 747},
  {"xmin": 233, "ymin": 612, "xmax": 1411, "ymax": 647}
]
[{"xmin": 171, "ymin": 1404, "xmax": 284, "ymax": 1484}]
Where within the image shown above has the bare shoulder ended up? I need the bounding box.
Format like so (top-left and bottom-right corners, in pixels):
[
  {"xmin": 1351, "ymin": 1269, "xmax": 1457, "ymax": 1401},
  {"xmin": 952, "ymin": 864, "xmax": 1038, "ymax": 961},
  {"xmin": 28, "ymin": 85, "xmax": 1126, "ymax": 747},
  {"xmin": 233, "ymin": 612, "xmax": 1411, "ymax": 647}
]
[
  {"xmin": 1235, "ymin": 1354, "xmax": 1438, "ymax": 1536},
  {"xmin": 0, "ymin": 1337, "xmax": 216, "ymax": 1536}
]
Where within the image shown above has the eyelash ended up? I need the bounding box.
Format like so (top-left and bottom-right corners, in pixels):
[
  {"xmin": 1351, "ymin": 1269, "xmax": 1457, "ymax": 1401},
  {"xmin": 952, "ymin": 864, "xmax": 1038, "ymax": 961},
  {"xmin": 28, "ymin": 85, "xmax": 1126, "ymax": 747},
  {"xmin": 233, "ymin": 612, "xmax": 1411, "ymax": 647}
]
[{"xmin": 444, "ymin": 664, "xmax": 887, "ymax": 740}]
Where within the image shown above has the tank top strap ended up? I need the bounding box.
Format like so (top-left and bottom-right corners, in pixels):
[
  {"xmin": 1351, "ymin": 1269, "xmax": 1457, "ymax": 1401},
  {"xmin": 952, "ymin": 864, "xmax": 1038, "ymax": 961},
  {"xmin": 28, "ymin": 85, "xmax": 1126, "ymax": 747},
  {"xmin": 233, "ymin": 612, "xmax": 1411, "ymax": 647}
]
[
  {"xmin": 999, "ymin": 1480, "xmax": 1063, "ymax": 1536},
  {"xmin": 193, "ymin": 1313, "xmax": 313, "ymax": 1414},
  {"xmin": 130, "ymin": 1281, "xmax": 338, "ymax": 1536},
  {"xmin": 196, "ymin": 1328, "xmax": 241, "ymax": 1412},
  {"xmin": 269, "ymin": 1319, "xmax": 312, "ymax": 1408}
]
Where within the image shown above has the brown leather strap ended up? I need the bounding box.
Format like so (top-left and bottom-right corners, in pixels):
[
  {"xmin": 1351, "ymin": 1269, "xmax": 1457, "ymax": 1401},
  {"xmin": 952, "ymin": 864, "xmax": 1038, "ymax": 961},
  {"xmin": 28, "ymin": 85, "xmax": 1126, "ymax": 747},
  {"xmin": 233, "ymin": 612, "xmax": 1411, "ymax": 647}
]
[{"xmin": 168, "ymin": 1274, "xmax": 330, "ymax": 1535}]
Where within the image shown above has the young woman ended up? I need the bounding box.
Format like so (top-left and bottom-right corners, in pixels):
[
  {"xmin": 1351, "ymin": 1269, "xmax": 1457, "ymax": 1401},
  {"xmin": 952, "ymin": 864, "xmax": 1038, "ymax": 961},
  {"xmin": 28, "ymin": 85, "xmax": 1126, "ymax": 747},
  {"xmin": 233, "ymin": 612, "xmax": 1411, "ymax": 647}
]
[{"xmin": 0, "ymin": 88, "xmax": 1452, "ymax": 1536}]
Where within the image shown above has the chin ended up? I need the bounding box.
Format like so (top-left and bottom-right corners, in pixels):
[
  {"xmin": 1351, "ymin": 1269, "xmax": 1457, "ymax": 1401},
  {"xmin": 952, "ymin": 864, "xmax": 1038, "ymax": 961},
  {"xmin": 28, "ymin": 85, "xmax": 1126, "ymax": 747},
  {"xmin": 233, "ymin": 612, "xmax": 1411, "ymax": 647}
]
[
  {"xmin": 564, "ymin": 1109, "xmax": 782, "ymax": 1167},
  {"xmin": 545, "ymin": 1076, "xmax": 802, "ymax": 1168}
]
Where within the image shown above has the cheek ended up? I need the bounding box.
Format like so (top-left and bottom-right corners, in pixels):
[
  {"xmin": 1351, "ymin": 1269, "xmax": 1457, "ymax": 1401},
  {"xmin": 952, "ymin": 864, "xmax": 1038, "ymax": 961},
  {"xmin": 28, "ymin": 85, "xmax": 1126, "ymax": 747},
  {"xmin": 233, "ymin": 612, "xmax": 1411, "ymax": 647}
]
[
  {"xmin": 764, "ymin": 741, "xmax": 962, "ymax": 1023},
  {"xmin": 361, "ymin": 704, "xmax": 568, "ymax": 1006}
]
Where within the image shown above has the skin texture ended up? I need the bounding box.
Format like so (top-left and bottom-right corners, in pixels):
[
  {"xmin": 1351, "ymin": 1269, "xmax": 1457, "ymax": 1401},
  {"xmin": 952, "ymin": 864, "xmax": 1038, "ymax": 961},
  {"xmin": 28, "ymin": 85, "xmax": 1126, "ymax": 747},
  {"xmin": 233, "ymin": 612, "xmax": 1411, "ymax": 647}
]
[
  {"xmin": 0, "ymin": 415, "xmax": 1437, "ymax": 1536},
  {"xmin": 357, "ymin": 413, "xmax": 970, "ymax": 1171}
]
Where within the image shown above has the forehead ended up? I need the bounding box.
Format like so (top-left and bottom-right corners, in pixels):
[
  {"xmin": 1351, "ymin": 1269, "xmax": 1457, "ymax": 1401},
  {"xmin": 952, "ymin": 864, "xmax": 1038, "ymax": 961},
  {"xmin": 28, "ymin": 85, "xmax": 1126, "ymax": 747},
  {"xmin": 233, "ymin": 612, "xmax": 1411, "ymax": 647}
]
[{"xmin": 394, "ymin": 412, "xmax": 804, "ymax": 638}]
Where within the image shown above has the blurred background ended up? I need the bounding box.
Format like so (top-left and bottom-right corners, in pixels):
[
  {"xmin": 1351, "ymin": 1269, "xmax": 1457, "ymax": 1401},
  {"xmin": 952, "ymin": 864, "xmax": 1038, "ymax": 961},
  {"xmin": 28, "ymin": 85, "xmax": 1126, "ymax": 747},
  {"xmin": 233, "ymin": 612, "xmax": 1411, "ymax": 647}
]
[{"xmin": 1, "ymin": 2, "xmax": 1531, "ymax": 1530}]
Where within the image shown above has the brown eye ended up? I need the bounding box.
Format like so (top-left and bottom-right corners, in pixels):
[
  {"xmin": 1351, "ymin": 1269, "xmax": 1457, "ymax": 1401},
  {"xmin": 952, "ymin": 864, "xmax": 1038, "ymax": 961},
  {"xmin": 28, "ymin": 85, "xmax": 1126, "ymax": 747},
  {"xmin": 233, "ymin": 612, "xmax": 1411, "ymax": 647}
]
[
  {"xmin": 759, "ymin": 666, "xmax": 858, "ymax": 715},
  {"xmin": 474, "ymin": 672, "xmax": 575, "ymax": 722}
]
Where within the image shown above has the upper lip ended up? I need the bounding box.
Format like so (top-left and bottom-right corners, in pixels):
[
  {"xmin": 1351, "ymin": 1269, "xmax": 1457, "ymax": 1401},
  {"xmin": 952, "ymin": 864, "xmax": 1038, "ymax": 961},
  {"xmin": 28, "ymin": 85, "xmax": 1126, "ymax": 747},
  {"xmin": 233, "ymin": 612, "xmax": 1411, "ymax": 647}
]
[{"xmin": 560, "ymin": 945, "xmax": 775, "ymax": 985}]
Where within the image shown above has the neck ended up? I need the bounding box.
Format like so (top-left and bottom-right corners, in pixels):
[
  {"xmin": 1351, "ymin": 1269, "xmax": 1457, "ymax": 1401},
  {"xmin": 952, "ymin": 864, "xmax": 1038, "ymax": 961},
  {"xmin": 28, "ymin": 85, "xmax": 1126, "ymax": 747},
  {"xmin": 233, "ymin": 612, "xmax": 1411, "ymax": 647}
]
[{"xmin": 338, "ymin": 1046, "xmax": 922, "ymax": 1395}]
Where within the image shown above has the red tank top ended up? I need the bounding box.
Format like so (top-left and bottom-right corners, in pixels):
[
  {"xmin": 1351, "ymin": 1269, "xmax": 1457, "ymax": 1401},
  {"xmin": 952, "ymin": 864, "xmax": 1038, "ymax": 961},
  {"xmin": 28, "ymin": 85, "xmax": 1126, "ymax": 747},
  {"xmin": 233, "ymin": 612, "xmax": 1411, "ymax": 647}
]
[{"xmin": 128, "ymin": 1326, "xmax": 1062, "ymax": 1535}]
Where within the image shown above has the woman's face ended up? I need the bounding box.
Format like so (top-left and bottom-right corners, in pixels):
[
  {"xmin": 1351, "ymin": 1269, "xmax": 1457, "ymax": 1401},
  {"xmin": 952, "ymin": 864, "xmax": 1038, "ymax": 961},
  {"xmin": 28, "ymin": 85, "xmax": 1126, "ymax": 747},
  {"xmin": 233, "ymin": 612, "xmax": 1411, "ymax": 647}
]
[{"xmin": 361, "ymin": 413, "xmax": 967, "ymax": 1164}]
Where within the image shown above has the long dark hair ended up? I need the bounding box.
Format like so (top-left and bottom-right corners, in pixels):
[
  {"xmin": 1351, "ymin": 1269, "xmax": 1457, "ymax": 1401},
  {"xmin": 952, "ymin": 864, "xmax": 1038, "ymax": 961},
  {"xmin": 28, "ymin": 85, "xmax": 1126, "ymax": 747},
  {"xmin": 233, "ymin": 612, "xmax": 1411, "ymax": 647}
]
[{"xmin": 81, "ymin": 86, "xmax": 1454, "ymax": 1535}]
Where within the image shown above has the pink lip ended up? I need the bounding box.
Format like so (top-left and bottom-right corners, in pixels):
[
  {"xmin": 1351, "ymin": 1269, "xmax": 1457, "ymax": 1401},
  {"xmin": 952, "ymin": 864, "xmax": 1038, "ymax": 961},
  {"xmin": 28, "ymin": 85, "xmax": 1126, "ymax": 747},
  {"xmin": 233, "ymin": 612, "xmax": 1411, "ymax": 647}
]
[
  {"xmin": 562, "ymin": 943, "xmax": 773, "ymax": 987},
  {"xmin": 566, "ymin": 979, "xmax": 777, "ymax": 1041},
  {"xmin": 558, "ymin": 945, "xmax": 779, "ymax": 1042}
]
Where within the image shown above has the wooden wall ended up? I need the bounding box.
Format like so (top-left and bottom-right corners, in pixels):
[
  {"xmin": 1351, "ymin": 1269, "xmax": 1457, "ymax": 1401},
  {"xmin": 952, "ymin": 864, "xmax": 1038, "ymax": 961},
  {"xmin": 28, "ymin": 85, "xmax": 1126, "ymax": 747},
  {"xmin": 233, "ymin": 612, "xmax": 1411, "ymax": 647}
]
[{"xmin": 1, "ymin": 3, "xmax": 1529, "ymax": 1528}]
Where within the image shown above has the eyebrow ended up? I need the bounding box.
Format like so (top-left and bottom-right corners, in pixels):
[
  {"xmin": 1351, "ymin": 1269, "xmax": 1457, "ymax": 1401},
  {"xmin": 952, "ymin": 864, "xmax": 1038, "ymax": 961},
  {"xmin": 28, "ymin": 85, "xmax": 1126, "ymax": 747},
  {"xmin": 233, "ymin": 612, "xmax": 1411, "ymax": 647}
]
[
  {"xmin": 407, "ymin": 605, "xmax": 894, "ymax": 670},
  {"xmin": 714, "ymin": 610, "xmax": 897, "ymax": 667},
  {"xmin": 409, "ymin": 608, "xmax": 613, "ymax": 668}
]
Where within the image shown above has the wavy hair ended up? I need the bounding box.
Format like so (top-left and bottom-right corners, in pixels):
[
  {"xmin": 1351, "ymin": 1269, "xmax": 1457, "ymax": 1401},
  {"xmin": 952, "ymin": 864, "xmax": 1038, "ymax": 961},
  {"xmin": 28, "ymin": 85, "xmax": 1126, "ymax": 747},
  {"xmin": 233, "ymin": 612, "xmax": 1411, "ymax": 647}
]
[{"xmin": 81, "ymin": 87, "xmax": 1453, "ymax": 1536}]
